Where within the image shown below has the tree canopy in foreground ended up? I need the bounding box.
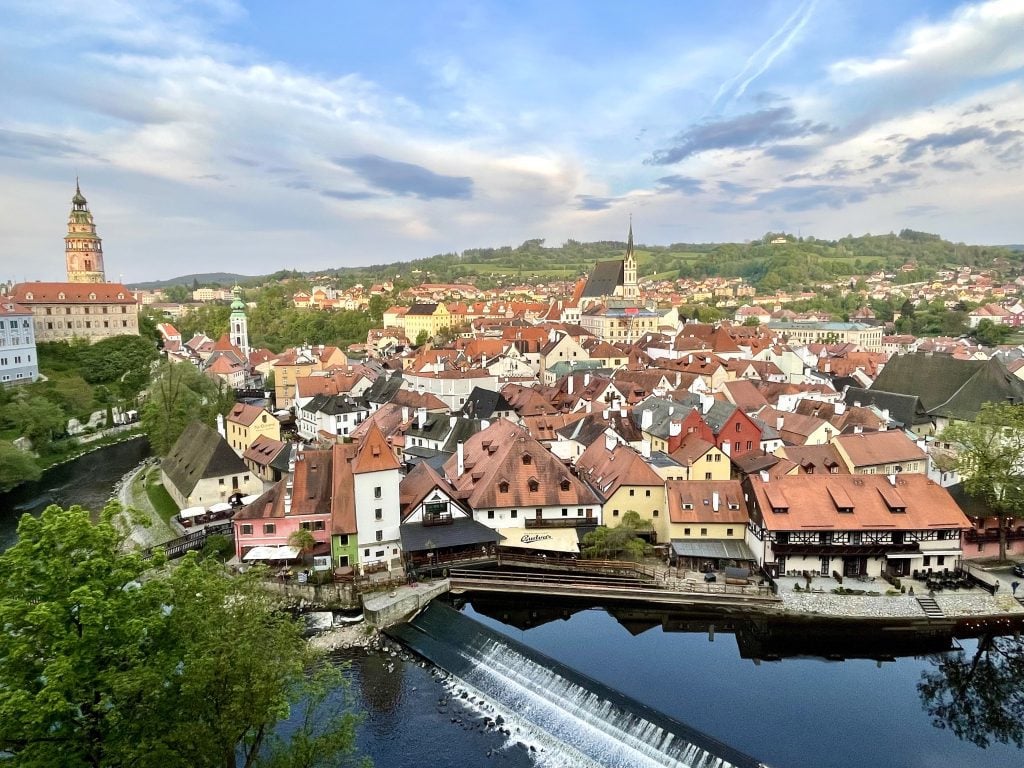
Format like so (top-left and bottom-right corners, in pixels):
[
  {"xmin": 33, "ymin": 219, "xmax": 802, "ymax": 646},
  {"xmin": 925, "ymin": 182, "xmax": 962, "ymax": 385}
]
[{"xmin": 0, "ymin": 503, "xmax": 368, "ymax": 768}]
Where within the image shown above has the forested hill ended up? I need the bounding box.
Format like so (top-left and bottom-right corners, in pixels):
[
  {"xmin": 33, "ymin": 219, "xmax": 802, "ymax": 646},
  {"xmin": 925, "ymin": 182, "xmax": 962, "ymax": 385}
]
[
  {"xmin": 318, "ymin": 230, "xmax": 1021, "ymax": 292},
  {"xmin": 146, "ymin": 230, "xmax": 1022, "ymax": 293}
]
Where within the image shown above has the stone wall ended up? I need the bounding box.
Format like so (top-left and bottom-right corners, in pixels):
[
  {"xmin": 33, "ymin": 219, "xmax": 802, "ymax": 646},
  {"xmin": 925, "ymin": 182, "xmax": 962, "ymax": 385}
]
[{"xmin": 363, "ymin": 580, "xmax": 451, "ymax": 628}]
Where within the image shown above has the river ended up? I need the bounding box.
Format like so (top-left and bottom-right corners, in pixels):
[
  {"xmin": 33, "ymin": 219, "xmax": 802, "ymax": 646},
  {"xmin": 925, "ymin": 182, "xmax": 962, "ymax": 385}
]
[{"xmin": 3, "ymin": 441, "xmax": 1021, "ymax": 767}]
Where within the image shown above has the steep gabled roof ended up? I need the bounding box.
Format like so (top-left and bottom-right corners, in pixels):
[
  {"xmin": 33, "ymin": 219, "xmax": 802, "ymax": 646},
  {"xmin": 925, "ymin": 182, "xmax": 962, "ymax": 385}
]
[
  {"xmin": 162, "ymin": 420, "xmax": 247, "ymax": 497},
  {"xmin": 460, "ymin": 386, "xmax": 513, "ymax": 419},
  {"xmin": 577, "ymin": 441, "xmax": 663, "ymax": 500},
  {"xmin": 351, "ymin": 422, "xmax": 401, "ymax": 474},
  {"xmin": 580, "ymin": 260, "xmax": 624, "ymax": 298},
  {"xmin": 667, "ymin": 480, "xmax": 747, "ymax": 524}
]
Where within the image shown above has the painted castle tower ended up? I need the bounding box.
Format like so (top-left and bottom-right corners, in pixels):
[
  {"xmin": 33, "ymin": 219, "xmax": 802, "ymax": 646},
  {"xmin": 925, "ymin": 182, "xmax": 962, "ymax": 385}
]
[
  {"xmin": 229, "ymin": 285, "xmax": 250, "ymax": 358},
  {"xmin": 65, "ymin": 180, "xmax": 106, "ymax": 283}
]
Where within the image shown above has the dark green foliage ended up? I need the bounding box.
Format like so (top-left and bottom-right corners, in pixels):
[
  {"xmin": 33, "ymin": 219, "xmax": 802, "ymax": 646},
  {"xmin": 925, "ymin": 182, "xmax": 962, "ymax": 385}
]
[
  {"xmin": 0, "ymin": 441, "xmax": 41, "ymax": 491},
  {"xmin": 582, "ymin": 511, "xmax": 652, "ymax": 560},
  {"xmin": 0, "ymin": 503, "xmax": 367, "ymax": 768},
  {"xmin": 141, "ymin": 361, "xmax": 235, "ymax": 456},
  {"xmin": 919, "ymin": 633, "xmax": 1024, "ymax": 749}
]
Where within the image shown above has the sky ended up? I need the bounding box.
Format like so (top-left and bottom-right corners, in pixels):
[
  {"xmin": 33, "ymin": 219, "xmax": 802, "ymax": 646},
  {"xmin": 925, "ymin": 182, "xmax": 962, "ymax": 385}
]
[{"xmin": 1, "ymin": 0, "xmax": 1023, "ymax": 283}]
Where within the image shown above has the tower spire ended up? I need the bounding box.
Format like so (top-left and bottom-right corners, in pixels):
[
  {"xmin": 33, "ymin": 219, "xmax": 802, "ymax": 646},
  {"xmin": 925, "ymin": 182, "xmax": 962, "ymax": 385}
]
[
  {"xmin": 66, "ymin": 180, "xmax": 105, "ymax": 282},
  {"xmin": 627, "ymin": 213, "xmax": 634, "ymax": 257}
]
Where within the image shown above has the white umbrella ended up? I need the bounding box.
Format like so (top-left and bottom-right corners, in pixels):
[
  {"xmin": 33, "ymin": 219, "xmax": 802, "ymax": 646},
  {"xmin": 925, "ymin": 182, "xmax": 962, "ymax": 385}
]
[{"xmin": 179, "ymin": 506, "xmax": 206, "ymax": 519}]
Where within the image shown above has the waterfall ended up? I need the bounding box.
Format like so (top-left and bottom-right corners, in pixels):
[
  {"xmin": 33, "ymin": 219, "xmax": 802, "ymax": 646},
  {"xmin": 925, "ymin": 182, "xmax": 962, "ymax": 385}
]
[{"xmin": 388, "ymin": 602, "xmax": 763, "ymax": 768}]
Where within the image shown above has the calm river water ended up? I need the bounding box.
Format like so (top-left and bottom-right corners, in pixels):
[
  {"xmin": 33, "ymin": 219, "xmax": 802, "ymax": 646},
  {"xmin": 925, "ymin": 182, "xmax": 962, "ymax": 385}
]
[{"xmin": 3, "ymin": 441, "xmax": 1021, "ymax": 767}]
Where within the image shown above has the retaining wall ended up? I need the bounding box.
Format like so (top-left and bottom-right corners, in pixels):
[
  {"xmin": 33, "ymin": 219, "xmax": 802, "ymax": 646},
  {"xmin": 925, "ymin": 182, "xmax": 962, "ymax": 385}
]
[{"xmin": 363, "ymin": 580, "xmax": 451, "ymax": 628}]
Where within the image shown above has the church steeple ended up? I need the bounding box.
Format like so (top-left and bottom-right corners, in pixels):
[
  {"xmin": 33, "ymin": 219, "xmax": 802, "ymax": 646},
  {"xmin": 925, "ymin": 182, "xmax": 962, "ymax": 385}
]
[
  {"xmin": 65, "ymin": 181, "xmax": 106, "ymax": 283},
  {"xmin": 623, "ymin": 216, "xmax": 638, "ymax": 300},
  {"xmin": 229, "ymin": 285, "xmax": 250, "ymax": 359}
]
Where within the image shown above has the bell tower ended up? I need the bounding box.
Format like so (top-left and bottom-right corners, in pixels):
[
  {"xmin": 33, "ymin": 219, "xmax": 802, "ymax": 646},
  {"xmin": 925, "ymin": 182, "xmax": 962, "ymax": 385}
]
[
  {"xmin": 623, "ymin": 217, "xmax": 639, "ymax": 300},
  {"xmin": 65, "ymin": 180, "xmax": 106, "ymax": 283},
  {"xmin": 229, "ymin": 285, "xmax": 250, "ymax": 358}
]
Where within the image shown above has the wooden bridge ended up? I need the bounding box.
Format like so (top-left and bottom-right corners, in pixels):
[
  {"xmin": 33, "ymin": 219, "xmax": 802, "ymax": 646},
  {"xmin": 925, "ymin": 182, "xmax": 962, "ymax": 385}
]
[
  {"xmin": 447, "ymin": 559, "xmax": 779, "ymax": 607},
  {"xmin": 145, "ymin": 522, "xmax": 234, "ymax": 560}
]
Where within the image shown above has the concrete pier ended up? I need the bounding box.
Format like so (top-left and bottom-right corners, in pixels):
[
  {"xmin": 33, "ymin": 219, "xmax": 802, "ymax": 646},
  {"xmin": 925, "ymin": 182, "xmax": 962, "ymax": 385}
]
[{"xmin": 363, "ymin": 579, "xmax": 451, "ymax": 628}]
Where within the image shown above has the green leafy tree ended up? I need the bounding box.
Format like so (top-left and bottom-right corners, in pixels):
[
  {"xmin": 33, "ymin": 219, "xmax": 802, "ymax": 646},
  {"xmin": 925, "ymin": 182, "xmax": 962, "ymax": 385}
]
[
  {"xmin": 288, "ymin": 528, "xmax": 317, "ymax": 556},
  {"xmin": 367, "ymin": 295, "xmax": 387, "ymax": 326},
  {"xmin": 142, "ymin": 362, "xmax": 232, "ymax": 455},
  {"xmin": 918, "ymin": 632, "xmax": 1024, "ymax": 749},
  {"xmin": 3, "ymin": 394, "xmax": 67, "ymax": 453},
  {"xmin": 0, "ymin": 503, "xmax": 367, "ymax": 768},
  {"xmin": 0, "ymin": 441, "xmax": 42, "ymax": 491},
  {"xmin": 414, "ymin": 330, "xmax": 429, "ymax": 347},
  {"xmin": 972, "ymin": 319, "xmax": 1012, "ymax": 347},
  {"xmin": 582, "ymin": 511, "xmax": 652, "ymax": 560},
  {"xmin": 942, "ymin": 402, "xmax": 1024, "ymax": 560}
]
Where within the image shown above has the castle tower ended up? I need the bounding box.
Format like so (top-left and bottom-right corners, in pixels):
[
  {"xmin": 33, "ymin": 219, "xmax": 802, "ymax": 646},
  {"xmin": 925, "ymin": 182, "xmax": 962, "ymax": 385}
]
[
  {"xmin": 229, "ymin": 285, "xmax": 250, "ymax": 358},
  {"xmin": 65, "ymin": 180, "xmax": 106, "ymax": 283},
  {"xmin": 623, "ymin": 217, "xmax": 639, "ymax": 300}
]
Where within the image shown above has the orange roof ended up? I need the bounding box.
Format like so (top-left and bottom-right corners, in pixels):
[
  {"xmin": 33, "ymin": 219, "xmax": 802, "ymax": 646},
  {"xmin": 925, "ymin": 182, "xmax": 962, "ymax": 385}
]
[
  {"xmin": 227, "ymin": 402, "xmax": 269, "ymax": 427},
  {"xmin": 351, "ymin": 422, "xmax": 401, "ymax": 474},
  {"xmin": 11, "ymin": 281, "xmax": 136, "ymax": 304},
  {"xmin": 666, "ymin": 480, "xmax": 747, "ymax": 524},
  {"xmin": 748, "ymin": 474, "xmax": 971, "ymax": 532},
  {"xmin": 331, "ymin": 443, "xmax": 359, "ymax": 534},
  {"xmin": 833, "ymin": 431, "xmax": 926, "ymax": 467},
  {"xmin": 577, "ymin": 441, "xmax": 663, "ymax": 500}
]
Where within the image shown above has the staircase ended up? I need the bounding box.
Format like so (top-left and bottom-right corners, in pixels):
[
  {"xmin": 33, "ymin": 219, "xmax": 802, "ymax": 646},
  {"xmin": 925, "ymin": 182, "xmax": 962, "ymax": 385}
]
[{"xmin": 916, "ymin": 594, "xmax": 944, "ymax": 618}]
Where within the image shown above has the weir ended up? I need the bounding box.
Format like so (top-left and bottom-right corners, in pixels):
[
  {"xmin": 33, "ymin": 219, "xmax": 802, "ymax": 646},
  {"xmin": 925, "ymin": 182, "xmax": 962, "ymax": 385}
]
[{"xmin": 388, "ymin": 602, "xmax": 763, "ymax": 768}]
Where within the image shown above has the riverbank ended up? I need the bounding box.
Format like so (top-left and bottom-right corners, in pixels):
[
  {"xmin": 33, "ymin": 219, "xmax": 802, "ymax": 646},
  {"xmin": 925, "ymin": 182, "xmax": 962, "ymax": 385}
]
[{"xmin": 115, "ymin": 459, "xmax": 175, "ymax": 550}]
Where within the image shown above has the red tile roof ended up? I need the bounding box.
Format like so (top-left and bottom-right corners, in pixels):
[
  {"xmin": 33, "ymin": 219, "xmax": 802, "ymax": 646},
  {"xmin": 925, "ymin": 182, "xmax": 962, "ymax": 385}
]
[{"xmin": 11, "ymin": 282, "xmax": 136, "ymax": 304}]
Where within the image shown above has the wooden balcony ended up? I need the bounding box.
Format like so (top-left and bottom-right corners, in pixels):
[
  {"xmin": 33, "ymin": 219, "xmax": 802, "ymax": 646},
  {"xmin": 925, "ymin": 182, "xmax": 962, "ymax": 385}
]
[
  {"xmin": 525, "ymin": 516, "xmax": 597, "ymax": 529},
  {"xmin": 422, "ymin": 512, "xmax": 454, "ymax": 527}
]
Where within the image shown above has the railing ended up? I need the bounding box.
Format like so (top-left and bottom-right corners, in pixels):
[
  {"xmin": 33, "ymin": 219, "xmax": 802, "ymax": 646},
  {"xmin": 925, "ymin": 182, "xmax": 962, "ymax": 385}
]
[
  {"xmin": 964, "ymin": 527, "xmax": 1024, "ymax": 543},
  {"xmin": 524, "ymin": 516, "xmax": 597, "ymax": 529},
  {"xmin": 146, "ymin": 522, "xmax": 234, "ymax": 560},
  {"xmin": 421, "ymin": 512, "xmax": 454, "ymax": 527}
]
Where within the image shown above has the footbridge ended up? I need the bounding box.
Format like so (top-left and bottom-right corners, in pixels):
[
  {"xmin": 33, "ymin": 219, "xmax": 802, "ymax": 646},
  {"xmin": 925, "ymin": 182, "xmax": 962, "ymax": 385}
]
[{"xmin": 447, "ymin": 559, "xmax": 780, "ymax": 608}]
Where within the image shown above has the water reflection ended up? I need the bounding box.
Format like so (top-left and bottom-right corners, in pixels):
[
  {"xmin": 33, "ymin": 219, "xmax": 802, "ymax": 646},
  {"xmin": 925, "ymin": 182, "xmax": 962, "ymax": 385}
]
[
  {"xmin": 919, "ymin": 631, "xmax": 1024, "ymax": 749},
  {"xmin": 358, "ymin": 651, "xmax": 405, "ymax": 713}
]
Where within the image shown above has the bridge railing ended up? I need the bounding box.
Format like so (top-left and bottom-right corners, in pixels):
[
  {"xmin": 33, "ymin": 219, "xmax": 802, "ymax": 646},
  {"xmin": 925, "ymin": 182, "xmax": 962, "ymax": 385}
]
[{"xmin": 145, "ymin": 522, "xmax": 234, "ymax": 560}]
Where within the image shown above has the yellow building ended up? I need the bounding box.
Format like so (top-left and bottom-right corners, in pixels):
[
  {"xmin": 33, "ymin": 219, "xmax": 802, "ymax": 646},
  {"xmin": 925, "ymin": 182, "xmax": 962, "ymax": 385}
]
[
  {"xmin": 402, "ymin": 302, "xmax": 451, "ymax": 341},
  {"xmin": 668, "ymin": 433, "xmax": 731, "ymax": 481},
  {"xmin": 224, "ymin": 403, "xmax": 281, "ymax": 457},
  {"xmin": 576, "ymin": 439, "xmax": 669, "ymax": 542},
  {"xmin": 665, "ymin": 480, "xmax": 754, "ymax": 570},
  {"xmin": 11, "ymin": 282, "xmax": 139, "ymax": 343},
  {"xmin": 273, "ymin": 344, "xmax": 347, "ymax": 408}
]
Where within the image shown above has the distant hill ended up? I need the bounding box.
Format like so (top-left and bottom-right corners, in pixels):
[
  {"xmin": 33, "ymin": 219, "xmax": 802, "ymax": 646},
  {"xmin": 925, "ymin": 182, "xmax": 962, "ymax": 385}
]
[
  {"xmin": 129, "ymin": 272, "xmax": 257, "ymax": 290},
  {"xmin": 1000, "ymin": 244, "xmax": 1024, "ymax": 252}
]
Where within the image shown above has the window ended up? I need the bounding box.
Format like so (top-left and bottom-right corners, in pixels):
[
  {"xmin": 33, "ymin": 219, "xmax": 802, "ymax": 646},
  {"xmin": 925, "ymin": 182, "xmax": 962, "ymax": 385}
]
[
  {"xmin": 645, "ymin": 489, "xmax": 651, "ymax": 497},
  {"xmin": 715, "ymin": 454, "xmax": 721, "ymax": 462},
  {"xmin": 613, "ymin": 509, "xmax": 619, "ymax": 517},
  {"xmin": 923, "ymin": 556, "xmax": 931, "ymax": 567},
  {"xmin": 364, "ymin": 549, "xmax": 370, "ymax": 557},
  {"xmin": 528, "ymin": 479, "xmax": 539, "ymax": 492},
  {"xmin": 300, "ymin": 522, "xmax": 312, "ymax": 530},
  {"xmin": 705, "ymin": 455, "xmax": 712, "ymax": 463},
  {"xmin": 700, "ymin": 528, "xmax": 708, "ymax": 536},
  {"xmin": 705, "ymin": 472, "xmax": 712, "ymax": 480},
  {"xmin": 746, "ymin": 441, "xmax": 752, "ymax": 450},
  {"xmin": 263, "ymin": 523, "xmax": 276, "ymax": 534},
  {"xmin": 733, "ymin": 441, "xmax": 740, "ymax": 452},
  {"xmin": 522, "ymin": 453, "xmax": 532, "ymax": 465},
  {"xmin": 510, "ymin": 510, "xmax": 517, "ymax": 519},
  {"xmin": 487, "ymin": 510, "xmax": 495, "ymax": 519},
  {"xmin": 560, "ymin": 479, "xmax": 570, "ymax": 491},
  {"xmin": 499, "ymin": 481, "xmax": 509, "ymax": 493},
  {"xmin": 374, "ymin": 486, "xmax": 382, "ymax": 498},
  {"xmin": 562, "ymin": 508, "xmax": 568, "ymax": 517},
  {"xmin": 375, "ymin": 530, "xmax": 383, "ymax": 542},
  {"xmin": 937, "ymin": 555, "xmax": 946, "ymax": 566},
  {"xmin": 338, "ymin": 534, "xmax": 348, "ymax": 546},
  {"xmin": 240, "ymin": 524, "xmax": 253, "ymax": 535},
  {"xmin": 375, "ymin": 508, "xmax": 383, "ymax": 520},
  {"xmin": 629, "ymin": 489, "xmax": 635, "ymax": 497},
  {"xmin": 653, "ymin": 509, "xmax": 659, "ymax": 517},
  {"xmin": 313, "ymin": 521, "xmax": 325, "ymax": 531},
  {"xmin": 219, "ymin": 478, "xmax": 225, "ymax": 486},
  {"xmin": 819, "ymin": 556, "xmax": 830, "ymax": 576},
  {"xmin": 684, "ymin": 527, "xmax": 691, "ymax": 535}
]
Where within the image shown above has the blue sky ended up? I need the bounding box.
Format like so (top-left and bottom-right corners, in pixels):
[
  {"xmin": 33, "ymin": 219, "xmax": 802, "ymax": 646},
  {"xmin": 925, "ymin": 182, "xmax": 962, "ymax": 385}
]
[{"xmin": 1, "ymin": 0, "xmax": 1022, "ymax": 282}]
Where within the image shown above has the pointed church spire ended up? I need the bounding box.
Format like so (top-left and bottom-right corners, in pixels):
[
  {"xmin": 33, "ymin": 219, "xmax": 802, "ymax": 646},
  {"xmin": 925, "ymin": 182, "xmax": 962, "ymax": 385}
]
[{"xmin": 627, "ymin": 214, "xmax": 634, "ymax": 256}]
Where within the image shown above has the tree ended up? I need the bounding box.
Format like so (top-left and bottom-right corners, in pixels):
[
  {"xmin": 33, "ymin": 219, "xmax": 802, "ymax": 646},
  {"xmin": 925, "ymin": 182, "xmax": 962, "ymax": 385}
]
[
  {"xmin": 414, "ymin": 330, "xmax": 429, "ymax": 347},
  {"xmin": 0, "ymin": 440, "xmax": 41, "ymax": 491},
  {"xmin": 367, "ymin": 295, "xmax": 387, "ymax": 326},
  {"xmin": 288, "ymin": 528, "xmax": 317, "ymax": 556},
  {"xmin": 918, "ymin": 632, "xmax": 1024, "ymax": 749},
  {"xmin": 582, "ymin": 511, "xmax": 652, "ymax": 560},
  {"xmin": 942, "ymin": 402, "xmax": 1024, "ymax": 560},
  {"xmin": 972, "ymin": 319, "xmax": 1012, "ymax": 347},
  {"xmin": 142, "ymin": 361, "xmax": 231, "ymax": 456},
  {"xmin": 0, "ymin": 503, "xmax": 366, "ymax": 768},
  {"xmin": 3, "ymin": 394, "xmax": 67, "ymax": 453}
]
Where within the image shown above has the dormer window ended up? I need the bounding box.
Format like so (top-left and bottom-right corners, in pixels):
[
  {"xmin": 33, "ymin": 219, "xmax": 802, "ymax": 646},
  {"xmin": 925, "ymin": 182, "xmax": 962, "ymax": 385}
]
[
  {"xmin": 499, "ymin": 481, "xmax": 509, "ymax": 493},
  {"xmin": 89, "ymin": 293, "xmax": 96, "ymax": 300},
  {"xmin": 528, "ymin": 478, "xmax": 539, "ymax": 492},
  {"xmin": 58, "ymin": 292, "xmax": 65, "ymax": 300},
  {"xmin": 522, "ymin": 453, "xmax": 532, "ymax": 465},
  {"xmin": 560, "ymin": 479, "xmax": 570, "ymax": 492},
  {"xmin": 26, "ymin": 292, "xmax": 33, "ymax": 300}
]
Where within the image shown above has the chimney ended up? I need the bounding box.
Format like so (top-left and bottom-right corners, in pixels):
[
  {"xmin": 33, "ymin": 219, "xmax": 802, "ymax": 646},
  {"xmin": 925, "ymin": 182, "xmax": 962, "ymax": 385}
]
[
  {"xmin": 450, "ymin": 416, "xmax": 457, "ymax": 429},
  {"xmin": 567, "ymin": 375, "xmax": 574, "ymax": 395},
  {"xmin": 217, "ymin": 413, "xmax": 226, "ymax": 439},
  {"xmin": 619, "ymin": 406, "xmax": 626, "ymax": 418},
  {"xmin": 688, "ymin": 354, "xmax": 693, "ymax": 364},
  {"xmin": 834, "ymin": 402, "xmax": 846, "ymax": 415},
  {"xmin": 776, "ymin": 416, "xmax": 785, "ymax": 431},
  {"xmin": 402, "ymin": 406, "xmax": 410, "ymax": 423},
  {"xmin": 759, "ymin": 470, "xmax": 770, "ymax": 482},
  {"xmin": 481, "ymin": 419, "xmax": 490, "ymax": 429},
  {"xmin": 605, "ymin": 432, "xmax": 617, "ymax": 452},
  {"xmin": 417, "ymin": 407, "xmax": 427, "ymax": 429},
  {"xmin": 457, "ymin": 441, "xmax": 465, "ymax": 477},
  {"xmin": 712, "ymin": 491, "xmax": 720, "ymax": 512},
  {"xmin": 640, "ymin": 440, "xmax": 651, "ymax": 458},
  {"xmin": 584, "ymin": 372, "xmax": 591, "ymax": 386},
  {"xmin": 888, "ymin": 474, "xmax": 897, "ymax": 486},
  {"xmin": 641, "ymin": 409, "xmax": 654, "ymax": 430},
  {"xmin": 854, "ymin": 425, "xmax": 863, "ymax": 434},
  {"xmin": 284, "ymin": 479, "xmax": 293, "ymax": 515},
  {"xmin": 669, "ymin": 420, "xmax": 682, "ymax": 437}
]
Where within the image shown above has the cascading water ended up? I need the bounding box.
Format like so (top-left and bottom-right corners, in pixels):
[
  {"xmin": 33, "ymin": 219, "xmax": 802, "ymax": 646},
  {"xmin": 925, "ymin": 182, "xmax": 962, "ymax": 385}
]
[{"xmin": 388, "ymin": 602, "xmax": 764, "ymax": 768}]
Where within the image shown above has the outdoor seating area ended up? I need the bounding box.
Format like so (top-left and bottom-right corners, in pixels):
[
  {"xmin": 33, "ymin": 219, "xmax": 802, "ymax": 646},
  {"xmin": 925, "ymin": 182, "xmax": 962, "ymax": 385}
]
[
  {"xmin": 177, "ymin": 503, "xmax": 237, "ymax": 528},
  {"xmin": 911, "ymin": 568, "xmax": 972, "ymax": 592}
]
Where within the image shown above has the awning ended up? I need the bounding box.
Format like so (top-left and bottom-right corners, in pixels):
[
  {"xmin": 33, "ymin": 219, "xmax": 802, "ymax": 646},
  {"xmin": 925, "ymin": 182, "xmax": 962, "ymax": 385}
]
[
  {"xmin": 401, "ymin": 518, "xmax": 504, "ymax": 552},
  {"xmin": 179, "ymin": 506, "xmax": 206, "ymax": 519},
  {"xmin": 243, "ymin": 545, "xmax": 301, "ymax": 561},
  {"xmin": 240, "ymin": 494, "xmax": 261, "ymax": 505},
  {"xmin": 498, "ymin": 527, "xmax": 579, "ymax": 554},
  {"xmin": 888, "ymin": 550, "xmax": 962, "ymax": 559},
  {"xmin": 670, "ymin": 539, "xmax": 756, "ymax": 561},
  {"xmin": 209, "ymin": 502, "xmax": 233, "ymax": 513}
]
